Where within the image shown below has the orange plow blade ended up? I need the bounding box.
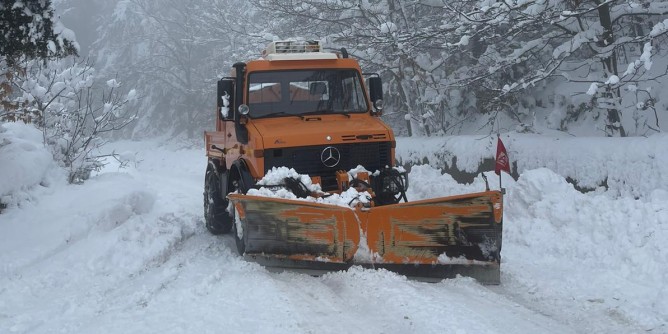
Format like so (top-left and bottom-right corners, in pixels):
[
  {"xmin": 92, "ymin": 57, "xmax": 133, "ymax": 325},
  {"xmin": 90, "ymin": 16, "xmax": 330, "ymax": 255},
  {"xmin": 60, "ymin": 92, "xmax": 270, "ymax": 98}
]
[
  {"xmin": 228, "ymin": 194, "xmax": 360, "ymax": 273},
  {"xmin": 356, "ymin": 191, "xmax": 503, "ymax": 284},
  {"xmin": 228, "ymin": 191, "xmax": 503, "ymax": 284}
]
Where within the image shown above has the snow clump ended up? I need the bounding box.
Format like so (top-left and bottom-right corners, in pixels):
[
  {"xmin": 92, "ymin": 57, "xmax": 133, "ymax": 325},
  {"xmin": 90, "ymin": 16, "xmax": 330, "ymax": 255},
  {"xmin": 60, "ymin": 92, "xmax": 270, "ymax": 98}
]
[{"xmin": 247, "ymin": 166, "xmax": 373, "ymax": 208}]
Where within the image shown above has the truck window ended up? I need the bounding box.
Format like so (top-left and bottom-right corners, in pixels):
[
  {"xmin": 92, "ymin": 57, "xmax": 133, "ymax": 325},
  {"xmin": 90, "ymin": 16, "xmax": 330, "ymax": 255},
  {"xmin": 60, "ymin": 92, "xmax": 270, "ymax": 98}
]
[
  {"xmin": 247, "ymin": 69, "xmax": 368, "ymax": 118},
  {"xmin": 249, "ymin": 82, "xmax": 282, "ymax": 103}
]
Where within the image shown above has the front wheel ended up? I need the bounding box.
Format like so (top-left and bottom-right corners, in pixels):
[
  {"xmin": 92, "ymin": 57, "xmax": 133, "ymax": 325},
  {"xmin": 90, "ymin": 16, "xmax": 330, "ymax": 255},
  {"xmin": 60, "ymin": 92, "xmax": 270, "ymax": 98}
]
[
  {"xmin": 204, "ymin": 169, "xmax": 233, "ymax": 234},
  {"xmin": 228, "ymin": 175, "xmax": 247, "ymax": 255},
  {"xmin": 223, "ymin": 173, "xmax": 250, "ymax": 256}
]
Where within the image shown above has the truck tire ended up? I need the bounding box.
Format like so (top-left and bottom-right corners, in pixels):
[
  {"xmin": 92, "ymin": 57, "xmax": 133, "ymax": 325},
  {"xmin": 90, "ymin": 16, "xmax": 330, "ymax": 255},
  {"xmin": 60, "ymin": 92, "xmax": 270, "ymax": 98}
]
[
  {"xmin": 225, "ymin": 164, "xmax": 253, "ymax": 256},
  {"xmin": 233, "ymin": 203, "xmax": 246, "ymax": 256},
  {"xmin": 228, "ymin": 171, "xmax": 247, "ymax": 255},
  {"xmin": 204, "ymin": 168, "xmax": 233, "ymax": 234}
]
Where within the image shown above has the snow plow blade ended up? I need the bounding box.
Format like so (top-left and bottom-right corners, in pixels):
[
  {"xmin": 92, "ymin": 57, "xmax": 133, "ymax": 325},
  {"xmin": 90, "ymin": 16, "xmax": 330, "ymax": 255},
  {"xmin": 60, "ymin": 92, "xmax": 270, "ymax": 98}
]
[
  {"xmin": 228, "ymin": 194, "xmax": 360, "ymax": 273},
  {"xmin": 357, "ymin": 191, "xmax": 503, "ymax": 284},
  {"xmin": 228, "ymin": 191, "xmax": 503, "ymax": 284}
]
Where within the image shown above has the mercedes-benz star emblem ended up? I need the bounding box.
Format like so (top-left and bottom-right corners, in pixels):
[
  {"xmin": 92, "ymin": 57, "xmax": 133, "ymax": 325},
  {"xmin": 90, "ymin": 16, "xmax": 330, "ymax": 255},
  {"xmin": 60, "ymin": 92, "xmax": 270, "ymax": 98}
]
[{"xmin": 320, "ymin": 146, "xmax": 341, "ymax": 168}]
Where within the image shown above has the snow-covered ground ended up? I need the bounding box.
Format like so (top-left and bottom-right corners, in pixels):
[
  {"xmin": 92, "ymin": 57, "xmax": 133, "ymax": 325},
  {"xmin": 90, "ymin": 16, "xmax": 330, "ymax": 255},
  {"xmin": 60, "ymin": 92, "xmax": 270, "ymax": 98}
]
[{"xmin": 1, "ymin": 122, "xmax": 666, "ymax": 333}]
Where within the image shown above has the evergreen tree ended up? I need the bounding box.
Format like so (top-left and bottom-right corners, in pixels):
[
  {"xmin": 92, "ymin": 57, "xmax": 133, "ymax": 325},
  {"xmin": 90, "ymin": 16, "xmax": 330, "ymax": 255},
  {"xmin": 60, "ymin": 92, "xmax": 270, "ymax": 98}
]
[{"xmin": 0, "ymin": 0, "xmax": 78, "ymax": 65}]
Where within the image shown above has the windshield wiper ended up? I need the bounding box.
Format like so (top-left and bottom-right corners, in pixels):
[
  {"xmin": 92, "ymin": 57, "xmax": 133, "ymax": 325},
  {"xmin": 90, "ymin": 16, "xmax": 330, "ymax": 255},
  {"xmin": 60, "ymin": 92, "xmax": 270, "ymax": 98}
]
[
  {"xmin": 263, "ymin": 111, "xmax": 303, "ymax": 119},
  {"xmin": 303, "ymin": 110, "xmax": 351, "ymax": 118},
  {"xmin": 262, "ymin": 110, "xmax": 353, "ymax": 120}
]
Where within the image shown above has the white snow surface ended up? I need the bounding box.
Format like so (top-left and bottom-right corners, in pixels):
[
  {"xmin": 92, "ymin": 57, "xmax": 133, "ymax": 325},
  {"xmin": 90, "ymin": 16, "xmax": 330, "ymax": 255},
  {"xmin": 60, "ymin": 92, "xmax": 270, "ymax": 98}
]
[
  {"xmin": 0, "ymin": 123, "xmax": 666, "ymax": 333},
  {"xmin": 0, "ymin": 123, "xmax": 66, "ymax": 205}
]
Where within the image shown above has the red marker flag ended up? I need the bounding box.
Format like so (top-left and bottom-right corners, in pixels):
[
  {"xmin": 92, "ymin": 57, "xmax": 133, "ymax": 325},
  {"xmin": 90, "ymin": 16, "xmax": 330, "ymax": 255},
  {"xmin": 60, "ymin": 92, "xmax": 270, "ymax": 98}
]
[{"xmin": 495, "ymin": 136, "xmax": 510, "ymax": 175}]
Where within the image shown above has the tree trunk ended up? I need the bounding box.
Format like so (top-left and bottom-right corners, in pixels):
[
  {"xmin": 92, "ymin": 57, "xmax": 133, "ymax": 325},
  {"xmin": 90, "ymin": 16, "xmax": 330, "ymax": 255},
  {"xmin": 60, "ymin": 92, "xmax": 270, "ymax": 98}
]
[{"xmin": 594, "ymin": 0, "xmax": 627, "ymax": 137}]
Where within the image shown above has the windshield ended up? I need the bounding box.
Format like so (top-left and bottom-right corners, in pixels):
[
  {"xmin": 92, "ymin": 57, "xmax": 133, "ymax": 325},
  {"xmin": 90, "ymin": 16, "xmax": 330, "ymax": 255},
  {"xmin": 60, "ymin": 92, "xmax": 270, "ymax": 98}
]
[{"xmin": 247, "ymin": 69, "xmax": 369, "ymax": 118}]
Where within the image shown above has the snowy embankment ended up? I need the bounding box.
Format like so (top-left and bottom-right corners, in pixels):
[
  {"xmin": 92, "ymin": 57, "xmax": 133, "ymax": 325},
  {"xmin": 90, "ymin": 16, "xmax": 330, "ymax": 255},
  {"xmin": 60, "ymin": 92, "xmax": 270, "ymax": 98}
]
[
  {"xmin": 0, "ymin": 123, "xmax": 65, "ymax": 209},
  {"xmin": 400, "ymin": 134, "xmax": 668, "ymax": 332},
  {"xmin": 0, "ymin": 122, "xmax": 666, "ymax": 333},
  {"xmin": 397, "ymin": 133, "xmax": 668, "ymax": 198}
]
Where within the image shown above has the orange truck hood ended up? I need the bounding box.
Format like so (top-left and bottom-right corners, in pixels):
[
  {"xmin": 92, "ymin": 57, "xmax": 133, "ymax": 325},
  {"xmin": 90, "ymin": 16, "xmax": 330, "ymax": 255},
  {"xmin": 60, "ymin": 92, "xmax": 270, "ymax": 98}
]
[{"xmin": 250, "ymin": 114, "xmax": 393, "ymax": 148}]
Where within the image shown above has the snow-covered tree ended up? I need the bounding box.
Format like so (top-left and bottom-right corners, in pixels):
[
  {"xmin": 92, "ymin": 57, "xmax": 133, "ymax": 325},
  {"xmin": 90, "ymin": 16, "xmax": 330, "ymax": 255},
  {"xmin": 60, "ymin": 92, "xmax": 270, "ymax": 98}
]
[
  {"xmin": 85, "ymin": 0, "xmax": 668, "ymax": 137},
  {"xmin": 92, "ymin": 0, "xmax": 268, "ymax": 139},
  {"xmin": 251, "ymin": 0, "xmax": 493, "ymax": 136},
  {"xmin": 197, "ymin": 0, "xmax": 278, "ymax": 63},
  {"xmin": 443, "ymin": 0, "xmax": 668, "ymax": 136},
  {"xmin": 6, "ymin": 59, "xmax": 138, "ymax": 183},
  {"xmin": 1, "ymin": 1, "xmax": 142, "ymax": 183},
  {"xmin": 0, "ymin": 0, "xmax": 78, "ymax": 65},
  {"xmin": 1, "ymin": 0, "xmax": 79, "ymax": 118}
]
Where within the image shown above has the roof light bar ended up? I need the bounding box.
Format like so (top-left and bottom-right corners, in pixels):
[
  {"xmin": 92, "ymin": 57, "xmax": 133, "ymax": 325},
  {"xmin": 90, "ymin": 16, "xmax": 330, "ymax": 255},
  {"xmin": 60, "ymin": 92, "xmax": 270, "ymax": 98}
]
[{"xmin": 262, "ymin": 40, "xmax": 321, "ymax": 57}]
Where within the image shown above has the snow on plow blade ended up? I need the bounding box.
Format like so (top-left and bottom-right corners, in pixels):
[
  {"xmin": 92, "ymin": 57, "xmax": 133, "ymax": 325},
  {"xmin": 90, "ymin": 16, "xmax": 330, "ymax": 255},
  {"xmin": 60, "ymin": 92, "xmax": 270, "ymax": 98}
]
[{"xmin": 228, "ymin": 191, "xmax": 503, "ymax": 284}]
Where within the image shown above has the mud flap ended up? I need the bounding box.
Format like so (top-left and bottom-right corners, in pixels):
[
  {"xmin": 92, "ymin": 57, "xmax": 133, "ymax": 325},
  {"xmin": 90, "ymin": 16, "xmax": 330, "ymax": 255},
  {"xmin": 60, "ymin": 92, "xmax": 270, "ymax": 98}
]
[
  {"xmin": 228, "ymin": 194, "xmax": 360, "ymax": 271},
  {"xmin": 356, "ymin": 191, "xmax": 503, "ymax": 284}
]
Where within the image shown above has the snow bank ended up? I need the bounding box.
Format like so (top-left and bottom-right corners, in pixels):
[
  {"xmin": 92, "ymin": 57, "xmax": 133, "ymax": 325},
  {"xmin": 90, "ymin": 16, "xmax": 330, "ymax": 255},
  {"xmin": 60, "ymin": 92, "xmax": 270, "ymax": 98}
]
[
  {"xmin": 396, "ymin": 135, "xmax": 497, "ymax": 173},
  {"xmin": 0, "ymin": 174, "xmax": 157, "ymax": 274},
  {"xmin": 404, "ymin": 162, "xmax": 668, "ymax": 331},
  {"xmin": 505, "ymin": 168, "xmax": 668, "ymax": 331},
  {"xmin": 396, "ymin": 134, "xmax": 667, "ymax": 331},
  {"xmin": 397, "ymin": 133, "xmax": 668, "ymax": 198},
  {"xmin": 0, "ymin": 122, "xmax": 65, "ymax": 207}
]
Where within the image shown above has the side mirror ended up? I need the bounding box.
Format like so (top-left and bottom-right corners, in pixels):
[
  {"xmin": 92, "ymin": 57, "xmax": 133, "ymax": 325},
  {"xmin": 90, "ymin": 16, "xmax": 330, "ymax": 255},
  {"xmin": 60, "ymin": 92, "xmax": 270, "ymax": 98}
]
[
  {"xmin": 368, "ymin": 76, "xmax": 383, "ymax": 111},
  {"xmin": 217, "ymin": 79, "xmax": 235, "ymax": 119}
]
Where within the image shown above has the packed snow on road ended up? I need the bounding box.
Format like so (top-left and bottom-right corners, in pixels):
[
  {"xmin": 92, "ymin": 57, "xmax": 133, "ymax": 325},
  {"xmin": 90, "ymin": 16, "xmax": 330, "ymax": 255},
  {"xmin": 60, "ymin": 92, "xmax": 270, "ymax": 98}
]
[{"xmin": 1, "ymin": 122, "xmax": 666, "ymax": 333}]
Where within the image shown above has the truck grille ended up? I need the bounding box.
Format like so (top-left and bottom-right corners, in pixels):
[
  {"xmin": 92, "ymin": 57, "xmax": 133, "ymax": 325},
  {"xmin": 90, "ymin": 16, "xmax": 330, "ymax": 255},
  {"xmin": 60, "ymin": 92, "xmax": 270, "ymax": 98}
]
[{"xmin": 264, "ymin": 142, "xmax": 392, "ymax": 191}]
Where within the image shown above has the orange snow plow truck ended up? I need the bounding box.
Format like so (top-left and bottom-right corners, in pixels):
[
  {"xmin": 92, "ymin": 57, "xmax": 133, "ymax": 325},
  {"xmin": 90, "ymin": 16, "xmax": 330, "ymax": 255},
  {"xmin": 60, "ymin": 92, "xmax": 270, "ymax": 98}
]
[{"xmin": 204, "ymin": 41, "xmax": 503, "ymax": 284}]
